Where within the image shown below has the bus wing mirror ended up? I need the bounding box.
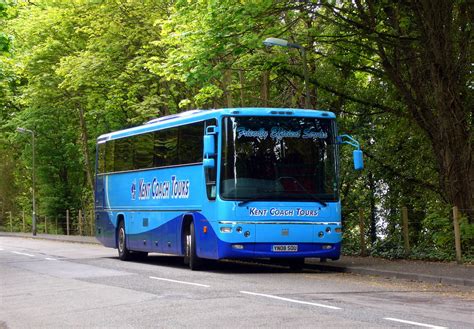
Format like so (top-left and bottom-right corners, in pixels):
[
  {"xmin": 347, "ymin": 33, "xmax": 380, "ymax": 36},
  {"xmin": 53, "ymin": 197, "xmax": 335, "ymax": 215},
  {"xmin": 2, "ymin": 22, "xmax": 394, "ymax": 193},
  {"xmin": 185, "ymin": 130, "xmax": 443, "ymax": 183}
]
[
  {"xmin": 338, "ymin": 134, "xmax": 364, "ymax": 171},
  {"xmin": 206, "ymin": 125, "xmax": 218, "ymax": 135},
  {"xmin": 203, "ymin": 158, "xmax": 215, "ymax": 168},
  {"xmin": 204, "ymin": 125, "xmax": 218, "ymax": 157},
  {"xmin": 203, "ymin": 135, "xmax": 215, "ymax": 157},
  {"xmin": 353, "ymin": 150, "xmax": 364, "ymax": 170},
  {"xmin": 203, "ymin": 125, "xmax": 218, "ymax": 169}
]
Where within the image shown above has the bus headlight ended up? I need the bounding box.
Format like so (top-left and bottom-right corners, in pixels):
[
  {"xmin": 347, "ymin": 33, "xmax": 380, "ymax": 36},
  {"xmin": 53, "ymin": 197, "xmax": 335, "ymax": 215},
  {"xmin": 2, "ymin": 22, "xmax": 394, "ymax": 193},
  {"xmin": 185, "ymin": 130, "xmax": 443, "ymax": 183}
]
[{"xmin": 220, "ymin": 227, "xmax": 232, "ymax": 233}]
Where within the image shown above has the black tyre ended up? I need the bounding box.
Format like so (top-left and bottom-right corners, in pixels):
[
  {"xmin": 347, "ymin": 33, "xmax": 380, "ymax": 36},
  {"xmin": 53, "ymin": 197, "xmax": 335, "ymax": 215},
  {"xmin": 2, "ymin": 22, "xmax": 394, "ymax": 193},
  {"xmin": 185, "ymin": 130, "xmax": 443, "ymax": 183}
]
[
  {"xmin": 189, "ymin": 223, "xmax": 204, "ymax": 271},
  {"xmin": 117, "ymin": 221, "xmax": 132, "ymax": 261}
]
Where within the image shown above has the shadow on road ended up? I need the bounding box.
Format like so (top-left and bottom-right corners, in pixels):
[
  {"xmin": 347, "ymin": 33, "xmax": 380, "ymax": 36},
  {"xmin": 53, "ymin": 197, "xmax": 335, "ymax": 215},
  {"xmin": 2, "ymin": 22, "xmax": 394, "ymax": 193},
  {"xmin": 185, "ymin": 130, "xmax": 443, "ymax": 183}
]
[{"xmin": 115, "ymin": 254, "xmax": 336, "ymax": 275}]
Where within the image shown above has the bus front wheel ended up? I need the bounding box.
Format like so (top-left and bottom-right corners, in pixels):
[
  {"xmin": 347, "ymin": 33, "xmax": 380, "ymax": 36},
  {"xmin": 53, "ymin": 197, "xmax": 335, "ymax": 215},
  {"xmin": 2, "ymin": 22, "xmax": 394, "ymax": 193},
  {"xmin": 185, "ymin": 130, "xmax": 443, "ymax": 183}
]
[
  {"xmin": 118, "ymin": 221, "xmax": 132, "ymax": 261},
  {"xmin": 184, "ymin": 231, "xmax": 191, "ymax": 265},
  {"xmin": 189, "ymin": 223, "xmax": 204, "ymax": 271}
]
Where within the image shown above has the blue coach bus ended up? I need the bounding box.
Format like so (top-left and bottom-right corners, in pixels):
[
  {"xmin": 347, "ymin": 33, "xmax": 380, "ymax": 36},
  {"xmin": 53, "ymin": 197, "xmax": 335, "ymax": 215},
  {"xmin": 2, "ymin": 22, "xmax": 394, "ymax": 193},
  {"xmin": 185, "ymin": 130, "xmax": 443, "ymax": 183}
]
[{"xmin": 95, "ymin": 108, "xmax": 363, "ymax": 270}]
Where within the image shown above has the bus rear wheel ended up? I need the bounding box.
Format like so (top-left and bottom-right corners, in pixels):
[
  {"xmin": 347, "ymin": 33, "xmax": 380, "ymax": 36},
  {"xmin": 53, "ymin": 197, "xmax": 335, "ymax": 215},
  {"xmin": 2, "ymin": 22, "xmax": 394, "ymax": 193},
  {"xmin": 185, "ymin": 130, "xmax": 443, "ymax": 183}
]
[{"xmin": 117, "ymin": 221, "xmax": 132, "ymax": 261}]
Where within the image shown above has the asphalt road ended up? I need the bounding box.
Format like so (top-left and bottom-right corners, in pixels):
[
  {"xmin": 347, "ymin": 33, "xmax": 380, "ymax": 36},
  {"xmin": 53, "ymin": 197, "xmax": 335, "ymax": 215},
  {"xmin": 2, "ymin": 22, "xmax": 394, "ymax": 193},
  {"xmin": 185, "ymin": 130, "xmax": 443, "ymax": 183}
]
[{"xmin": 1, "ymin": 237, "xmax": 472, "ymax": 328}]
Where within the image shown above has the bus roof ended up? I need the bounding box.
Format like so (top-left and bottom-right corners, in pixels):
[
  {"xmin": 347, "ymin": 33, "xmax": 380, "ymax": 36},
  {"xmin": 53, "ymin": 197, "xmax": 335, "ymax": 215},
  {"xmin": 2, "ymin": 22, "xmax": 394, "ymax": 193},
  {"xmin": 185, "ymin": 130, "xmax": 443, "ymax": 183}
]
[{"xmin": 97, "ymin": 107, "xmax": 336, "ymax": 142}]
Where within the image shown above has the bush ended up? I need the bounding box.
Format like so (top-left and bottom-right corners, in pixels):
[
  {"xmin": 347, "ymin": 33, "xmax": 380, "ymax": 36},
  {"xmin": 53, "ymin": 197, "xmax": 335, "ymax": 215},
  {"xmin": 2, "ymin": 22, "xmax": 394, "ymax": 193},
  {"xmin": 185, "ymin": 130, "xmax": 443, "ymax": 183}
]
[{"xmin": 341, "ymin": 208, "xmax": 474, "ymax": 263}]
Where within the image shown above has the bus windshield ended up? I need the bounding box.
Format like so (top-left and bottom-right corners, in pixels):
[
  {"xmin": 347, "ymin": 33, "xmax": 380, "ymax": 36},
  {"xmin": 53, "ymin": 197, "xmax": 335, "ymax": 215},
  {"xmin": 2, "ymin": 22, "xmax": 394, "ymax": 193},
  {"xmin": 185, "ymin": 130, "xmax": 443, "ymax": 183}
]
[{"xmin": 220, "ymin": 116, "xmax": 338, "ymax": 202}]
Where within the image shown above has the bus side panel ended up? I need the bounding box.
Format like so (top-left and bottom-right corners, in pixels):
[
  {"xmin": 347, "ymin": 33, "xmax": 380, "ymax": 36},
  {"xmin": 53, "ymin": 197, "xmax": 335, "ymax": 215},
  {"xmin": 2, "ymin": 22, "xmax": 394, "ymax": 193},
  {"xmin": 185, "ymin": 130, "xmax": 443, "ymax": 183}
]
[
  {"xmin": 124, "ymin": 212, "xmax": 217, "ymax": 257},
  {"xmin": 159, "ymin": 215, "xmax": 179, "ymax": 253},
  {"xmin": 95, "ymin": 174, "xmax": 105, "ymax": 209},
  {"xmin": 123, "ymin": 211, "xmax": 179, "ymax": 254},
  {"xmin": 193, "ymin": 213, "xmax": 218, "ymax": 259},
  {"xmin": 95, "ymin": 174, "xmax": 117, "ymax": 247},
  {"xmin": 95, "ymin": 210, "xmax": 117, "ymax": 248},
  {"xmin": 109, "ymin": 212, "xmax": 192, "ymax": 255},
  {"xmin": 102, "ymin": 164, "xmax": 205, "ymax": 254},
  {"xmin": 98, "ymin": 210, "xmax": 213, "ymax": 256}
]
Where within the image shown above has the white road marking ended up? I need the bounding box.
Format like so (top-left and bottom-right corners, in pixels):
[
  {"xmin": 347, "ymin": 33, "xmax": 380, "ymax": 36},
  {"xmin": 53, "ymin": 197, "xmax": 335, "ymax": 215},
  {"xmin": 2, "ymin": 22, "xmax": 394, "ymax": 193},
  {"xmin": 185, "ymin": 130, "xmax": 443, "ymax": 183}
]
[
  {"xmin": 45, "ymin": 257, "xmax": 57, "ymax": 261},
  {"xmin": 240, "ymin": 291, "xmax": 341, "ymax": 310},
  {"xmin": 384, "ymin": 317, "xmax": 447, "ymax": 329},
  {"xmin": 149, "ymin": 276, "xmax": 210, "ymax": 288},
  {"xmin": 11, "ymin": 251, "xmax": 35, "ymax": 257}
]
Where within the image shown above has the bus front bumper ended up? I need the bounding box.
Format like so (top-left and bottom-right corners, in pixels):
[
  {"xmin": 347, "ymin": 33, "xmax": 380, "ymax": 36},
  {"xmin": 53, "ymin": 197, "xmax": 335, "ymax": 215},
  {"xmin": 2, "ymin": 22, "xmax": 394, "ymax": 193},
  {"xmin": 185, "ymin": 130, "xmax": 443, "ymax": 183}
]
[{"xmin": 216, "ymin": 241, "xmax": 341, "ymax": 260}]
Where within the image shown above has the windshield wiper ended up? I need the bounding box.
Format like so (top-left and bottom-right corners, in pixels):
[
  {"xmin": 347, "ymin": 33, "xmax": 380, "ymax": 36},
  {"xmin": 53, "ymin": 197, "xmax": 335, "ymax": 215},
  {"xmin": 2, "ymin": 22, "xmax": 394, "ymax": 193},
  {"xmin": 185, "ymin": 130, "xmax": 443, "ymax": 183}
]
[
  {"xmin": 237, "ymin": 192, "xmax": 285, "ymax": 206},
  {"xmin": 276, "ymin": 176, "xmax": 328, "ymax": 207}
]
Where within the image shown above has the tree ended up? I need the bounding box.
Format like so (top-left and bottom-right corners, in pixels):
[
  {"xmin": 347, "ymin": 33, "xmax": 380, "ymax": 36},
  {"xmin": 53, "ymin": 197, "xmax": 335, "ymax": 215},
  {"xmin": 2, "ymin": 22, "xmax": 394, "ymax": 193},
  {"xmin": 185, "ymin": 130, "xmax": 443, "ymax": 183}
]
[
  {"xmin": 319, "ymin": 0, "xmax": 473, "ymax": 221},
  {"xmin": 0, "ymin": 0, "xmax": 20, "ymax": 225},
  {"xmin": 5, "ymin": 0, "xmax": 178, "ymax": 223}
]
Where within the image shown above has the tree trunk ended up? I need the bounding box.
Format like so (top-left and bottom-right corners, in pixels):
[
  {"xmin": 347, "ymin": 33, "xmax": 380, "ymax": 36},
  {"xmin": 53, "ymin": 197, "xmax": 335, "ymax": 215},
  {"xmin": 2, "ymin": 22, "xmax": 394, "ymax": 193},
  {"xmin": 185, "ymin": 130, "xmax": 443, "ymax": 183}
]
[
  {"xmin": 368, "ymin": 172, "xmax": 377, "ymax": 244},
  {"xmin": 432, "ymin": 116, "xmax": 473, "ymax": 221},
  {"xmin": 78, "ymin": 107, "xmax": 94, "ymax": 195},
  {"xmin": 239, "ymin": 70, "xmax": 245, "ymax": 107},
  {"xmin": 223, "ymin": 69, "xmax": 233, "ymax": 108},
  {"xmin": 261, "ymin": 70, "xmax": 269, "ymax": 107}
]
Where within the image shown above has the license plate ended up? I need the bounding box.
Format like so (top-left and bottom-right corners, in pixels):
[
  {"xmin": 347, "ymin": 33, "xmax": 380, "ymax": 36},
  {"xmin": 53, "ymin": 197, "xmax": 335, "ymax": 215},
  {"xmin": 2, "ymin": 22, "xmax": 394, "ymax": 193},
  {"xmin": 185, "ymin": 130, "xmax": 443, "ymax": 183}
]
[{"xmin": 272, "ymin": 245, "xmax": 298, "ymax": 252}]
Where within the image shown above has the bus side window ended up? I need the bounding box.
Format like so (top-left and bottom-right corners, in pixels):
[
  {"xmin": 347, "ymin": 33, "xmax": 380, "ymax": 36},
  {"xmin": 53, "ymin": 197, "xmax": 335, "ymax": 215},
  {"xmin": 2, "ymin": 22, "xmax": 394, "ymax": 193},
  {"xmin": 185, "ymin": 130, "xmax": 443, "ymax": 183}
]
[
  {"xmin": 98, "ymin": 143, "xmax": 106, "ymax": 173},
  {"xmin": 154, "ymin": 128, "xmax": 178, "ymax": 167},
  {"xmin": 205, "ymin": 120, "xmax": 217, "ymax": 200},
  {"xmin": 114, "ymin": 138, "xmax": 133, "ymax": 172},
  {"xmin": 133, "ymin": 133, "xmax": 154, "ymax": 170},
  {"xmin": 178, "ymin": 122, "xmax": 204, "ymax": 164},
  {"xmin": 105, "ymin": 140, "xmax": 115, "ymax": 173}
]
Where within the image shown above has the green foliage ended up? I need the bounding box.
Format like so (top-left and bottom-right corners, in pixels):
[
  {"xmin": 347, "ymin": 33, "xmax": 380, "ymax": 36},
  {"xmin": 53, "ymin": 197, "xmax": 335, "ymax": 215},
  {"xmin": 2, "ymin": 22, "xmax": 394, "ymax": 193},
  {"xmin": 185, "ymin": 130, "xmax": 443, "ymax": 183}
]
[
  {"xmin": 460, "ymin": 219, "xmax": 474, "ymax": 261},
  {"xmin": 194, "ymin": 85, "xmax": 223, "ymax": 108},
  {"xmin": 409, "ymin": 210, "xmax": 474, "ymax": 262},
  {"xmin": 342, "ymin": 207, "xmax": 474, "ymax": 262},
  {"xmin": 2, "ymin": 0, "xmax": 175, "ymax": 224}
]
